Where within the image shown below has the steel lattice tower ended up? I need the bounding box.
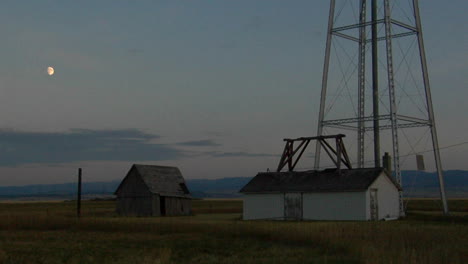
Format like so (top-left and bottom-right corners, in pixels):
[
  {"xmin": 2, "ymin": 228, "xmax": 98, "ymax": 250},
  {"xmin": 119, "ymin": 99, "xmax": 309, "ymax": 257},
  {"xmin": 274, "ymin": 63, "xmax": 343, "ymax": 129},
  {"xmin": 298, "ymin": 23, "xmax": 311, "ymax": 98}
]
[{"xmin": 314, "ymin": 0, "xmax": 448, "ymax": 215}]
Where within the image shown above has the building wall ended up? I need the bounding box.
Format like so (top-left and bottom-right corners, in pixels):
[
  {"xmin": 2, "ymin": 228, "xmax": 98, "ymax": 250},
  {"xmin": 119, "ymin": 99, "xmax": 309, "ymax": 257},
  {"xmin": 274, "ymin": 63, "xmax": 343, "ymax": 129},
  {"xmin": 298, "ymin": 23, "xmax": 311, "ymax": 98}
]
[
  {"xmin": 302, "ymin": 192, "xmax": 367, "ymax": 220},
  {"xmin": 116, "ymin": 168, "xmax": 154, "ymax": 216},
  {"xmin": 164, "ymin": 197, "xmax": 192, "ymax": 216},
  {"xmin": 115, "ymin": 168, "xmax": 151, "ymax": 198},
  {"xmin": 116, "ymin": 197, "xmax": 154, "ymax": 216},
  {"xmin": 243, "ymin": 193, "xmax": 284, "ymax": 220},
  {"xmin": 367, "ymin": 173, "xmax": 400, "ymax": 220}
]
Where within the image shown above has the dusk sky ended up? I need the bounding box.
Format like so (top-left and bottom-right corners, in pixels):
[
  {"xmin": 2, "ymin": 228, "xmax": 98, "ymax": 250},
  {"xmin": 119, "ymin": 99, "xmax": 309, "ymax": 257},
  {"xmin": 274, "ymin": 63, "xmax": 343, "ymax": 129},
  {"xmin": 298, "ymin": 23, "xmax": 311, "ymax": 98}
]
[{"xmin": 0, "ymin": 1, "xmax": 466, "ymax": 186}]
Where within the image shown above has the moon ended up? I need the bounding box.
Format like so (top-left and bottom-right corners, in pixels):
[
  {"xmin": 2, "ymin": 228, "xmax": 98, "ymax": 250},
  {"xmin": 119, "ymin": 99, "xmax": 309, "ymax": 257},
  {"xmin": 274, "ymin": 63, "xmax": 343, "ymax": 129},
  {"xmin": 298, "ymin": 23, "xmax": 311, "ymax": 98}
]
[{"xmin": 47, "ymin": 66, "xmax": 55, "ymax": 76}]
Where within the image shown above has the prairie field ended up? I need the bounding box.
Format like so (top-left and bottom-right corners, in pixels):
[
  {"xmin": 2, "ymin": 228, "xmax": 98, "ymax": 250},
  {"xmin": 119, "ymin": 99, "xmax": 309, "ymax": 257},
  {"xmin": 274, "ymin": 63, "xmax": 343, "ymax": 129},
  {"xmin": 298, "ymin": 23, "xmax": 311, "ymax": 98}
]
[{"xmin": 0, "ymin": 199, "xmax": 466, "ymax": 264}]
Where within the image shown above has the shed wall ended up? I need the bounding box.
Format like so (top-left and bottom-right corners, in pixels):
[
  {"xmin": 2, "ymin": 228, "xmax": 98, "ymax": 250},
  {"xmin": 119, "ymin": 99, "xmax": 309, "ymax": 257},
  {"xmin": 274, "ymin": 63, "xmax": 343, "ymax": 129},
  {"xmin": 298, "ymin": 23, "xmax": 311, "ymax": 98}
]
[
  {"xmin": 115, "ymin": 168, "xmax": 151, "ymax": 197},
  {"xmin": 116, "ymin": 168, "xmax": 154, "ymax": 216},
  {"xmin": 302, "ymin": 192, "xmax": 367, "ymax": 220},
  {"xmin": 116, "ymin": 197, "xmax": 154, "ymax": 216},
  {"xmin": 367, "ymin": 173, "xmax": 400, "ymax": 219},
  {"xmin": 164, "ymin": 197, "xmax": 192, "ymax": 216},
  {"xmin": 243, "ymin": 193, "xmax": 284, "ymax": 220}
]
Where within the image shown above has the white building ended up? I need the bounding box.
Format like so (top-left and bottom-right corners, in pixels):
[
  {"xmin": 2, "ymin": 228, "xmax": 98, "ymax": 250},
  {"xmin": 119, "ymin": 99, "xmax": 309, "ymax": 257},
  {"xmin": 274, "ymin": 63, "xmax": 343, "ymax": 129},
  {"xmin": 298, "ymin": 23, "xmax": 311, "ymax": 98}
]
[{"xmin": 240, "ymin": 168, "xmax": 401, "ymax": 221}]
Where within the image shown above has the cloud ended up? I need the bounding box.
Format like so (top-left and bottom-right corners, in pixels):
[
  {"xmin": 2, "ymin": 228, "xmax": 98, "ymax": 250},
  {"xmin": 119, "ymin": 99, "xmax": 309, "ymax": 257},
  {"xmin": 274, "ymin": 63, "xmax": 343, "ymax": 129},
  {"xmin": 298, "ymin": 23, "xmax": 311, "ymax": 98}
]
[
  {"xmin": 127, "ymin": 48, "xmax": 144, "ymax": 56},
  {"xmin": 202, "ymin": 131, "xmax": 226, "ymax": 137},
  {"xmin": 0, "ymin": 129, "xmax": 183, "ymax": 166},
  {"xmin": 176, "ymin": 139, "xmax": 221, "ymax": 147},
  {"xmin": 205, "ymin": 151, "xmax": 278, "ymax": 158}
]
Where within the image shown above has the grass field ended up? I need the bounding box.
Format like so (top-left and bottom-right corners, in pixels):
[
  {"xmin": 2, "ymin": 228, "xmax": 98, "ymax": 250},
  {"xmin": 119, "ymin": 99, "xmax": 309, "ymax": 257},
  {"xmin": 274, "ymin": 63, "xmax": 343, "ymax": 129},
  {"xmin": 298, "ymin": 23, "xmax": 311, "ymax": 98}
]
[{"xmin": 0, "ymin": 199, "xmax": 466, "ymax": 264}]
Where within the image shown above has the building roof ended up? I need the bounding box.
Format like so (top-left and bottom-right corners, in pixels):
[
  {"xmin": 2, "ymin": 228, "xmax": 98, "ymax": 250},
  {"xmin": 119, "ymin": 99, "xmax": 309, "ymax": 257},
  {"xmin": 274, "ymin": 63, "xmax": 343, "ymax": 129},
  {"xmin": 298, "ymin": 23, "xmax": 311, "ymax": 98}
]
[
  {"xmin": 240, "ymin": 167, "xmax": 401, "ymax": 193},
  {"xmin": 115, "ymin": 164, "xmax": 191, "ymax": 198}
]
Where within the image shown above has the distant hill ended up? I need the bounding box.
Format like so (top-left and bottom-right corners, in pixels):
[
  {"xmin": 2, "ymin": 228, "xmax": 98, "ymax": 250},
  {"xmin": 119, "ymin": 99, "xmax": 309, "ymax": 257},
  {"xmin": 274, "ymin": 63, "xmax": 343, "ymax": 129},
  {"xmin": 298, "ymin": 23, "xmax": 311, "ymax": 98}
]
[
  {"xmin": 401, "ymin": 170, "xmax": 468, "ymax": 197},
  {"xmin": 0, "ymin": 170, "xmax": 467, "ymax": 200},
  {"xmin": 0, "ymin": 180, "xmax": 121, "ymax": 200},
  {"xmin": 187, "ymin": 177, "xmax": 251, "ymax": 198}
]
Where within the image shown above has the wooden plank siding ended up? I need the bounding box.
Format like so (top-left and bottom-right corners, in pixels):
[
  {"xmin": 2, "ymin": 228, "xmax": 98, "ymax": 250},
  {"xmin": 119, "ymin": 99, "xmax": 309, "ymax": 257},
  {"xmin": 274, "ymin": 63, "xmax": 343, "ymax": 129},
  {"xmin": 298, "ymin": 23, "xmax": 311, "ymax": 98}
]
[
  {"xmin": 116, "ymin": 167, "xmax": 154, "ymax": 216},
  {"xmin": 116, "ymin": 194, "xmax": 191, "ymax": 217},
  {"xmin": 164, "ymin": 197, "xmax": 192, "ymax": 216},
  {"xmin": 116, "ymin": 197, "xmax": 154, "ymax": 216}
]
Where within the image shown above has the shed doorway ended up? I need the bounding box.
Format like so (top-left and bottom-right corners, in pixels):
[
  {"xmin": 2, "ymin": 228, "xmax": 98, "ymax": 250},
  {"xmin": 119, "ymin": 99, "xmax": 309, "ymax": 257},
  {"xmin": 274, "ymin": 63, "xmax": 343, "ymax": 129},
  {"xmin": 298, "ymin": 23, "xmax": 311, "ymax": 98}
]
[
  {"xmin": 160, "ymin": 197, "xmax": 166, "ymax": 216},
  {"xmin": 284, "ymin": 193, "xmax": 302, "ymax": 220}
]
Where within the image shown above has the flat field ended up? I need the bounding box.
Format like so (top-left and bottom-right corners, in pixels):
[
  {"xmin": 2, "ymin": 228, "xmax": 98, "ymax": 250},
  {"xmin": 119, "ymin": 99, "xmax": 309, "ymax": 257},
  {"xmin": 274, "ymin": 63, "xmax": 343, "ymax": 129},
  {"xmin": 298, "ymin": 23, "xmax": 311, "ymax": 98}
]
[{"xmin": 0, "ymin": 199, "xmax": 466, "ymax": 264}]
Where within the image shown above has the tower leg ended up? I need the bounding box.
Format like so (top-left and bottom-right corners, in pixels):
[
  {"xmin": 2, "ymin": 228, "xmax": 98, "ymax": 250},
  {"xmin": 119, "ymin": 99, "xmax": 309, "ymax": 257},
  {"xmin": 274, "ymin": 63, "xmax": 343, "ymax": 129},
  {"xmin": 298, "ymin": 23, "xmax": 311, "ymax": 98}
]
[
  {"xmin": 357, "ymin": 0, "xmax": 367, "ymax": 168},
  {"xmin": 315, "ymin": 0, "xmax": 336, "ymax": 170},
  {"xmin": 371, "ymin": 0, "xmax": 381, "ymax": 168},
  {"xmin": 413, "ymin": 0, "xmax": 449, "ymax": 214},
  {"xmin": 383, "ymin": 0, "xmax": 404, "ymax": 217}
]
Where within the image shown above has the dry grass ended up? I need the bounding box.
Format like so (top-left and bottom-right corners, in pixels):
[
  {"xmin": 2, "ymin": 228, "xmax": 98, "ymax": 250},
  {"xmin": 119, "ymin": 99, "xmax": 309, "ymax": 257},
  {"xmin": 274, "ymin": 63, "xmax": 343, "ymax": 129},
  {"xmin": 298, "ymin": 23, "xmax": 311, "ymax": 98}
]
[
  {"xmin": 405, "ymin": 198, "xmax": 468, "ymax": 212},
  {"xmin": 0, "ymin": 199, "xmax": 466, "ymax": 263}
]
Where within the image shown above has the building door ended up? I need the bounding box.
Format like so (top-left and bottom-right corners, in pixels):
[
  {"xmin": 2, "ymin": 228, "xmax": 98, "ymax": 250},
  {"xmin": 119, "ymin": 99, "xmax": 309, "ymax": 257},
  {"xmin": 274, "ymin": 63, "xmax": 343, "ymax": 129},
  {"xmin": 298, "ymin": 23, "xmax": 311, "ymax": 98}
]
[
  {"xmin": 370, "ymin": 189, "xmax": 379, "ymax": 220},
  {"xmin": 284, "ymin": 193, "xmax": 302, "ymax": 220},
  {"xmin": 160, "ymin": 196, "xmax": 166, "ymax": 216}
]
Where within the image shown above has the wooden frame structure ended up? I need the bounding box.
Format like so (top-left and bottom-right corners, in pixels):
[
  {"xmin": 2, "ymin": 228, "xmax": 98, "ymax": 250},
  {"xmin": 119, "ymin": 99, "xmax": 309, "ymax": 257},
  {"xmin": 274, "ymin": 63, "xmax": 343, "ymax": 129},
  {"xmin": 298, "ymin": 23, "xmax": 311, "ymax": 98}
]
[{"xmin": 277, "ymin": 134, "xmax": 352, "ymax": 172}]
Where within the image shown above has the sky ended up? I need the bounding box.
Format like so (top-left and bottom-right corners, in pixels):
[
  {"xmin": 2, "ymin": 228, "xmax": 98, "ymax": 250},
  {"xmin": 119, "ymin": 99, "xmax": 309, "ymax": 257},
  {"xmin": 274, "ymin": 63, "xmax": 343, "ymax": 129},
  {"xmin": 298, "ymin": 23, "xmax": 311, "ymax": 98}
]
[{"xmin": 0, "ymin": 0, "xmax": 466, "ymax": 186}]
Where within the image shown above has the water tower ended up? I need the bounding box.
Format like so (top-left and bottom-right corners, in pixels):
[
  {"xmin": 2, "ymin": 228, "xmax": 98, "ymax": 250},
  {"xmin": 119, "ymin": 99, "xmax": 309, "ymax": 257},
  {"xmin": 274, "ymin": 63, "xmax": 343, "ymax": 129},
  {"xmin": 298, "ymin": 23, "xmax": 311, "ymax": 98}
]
[{"xmin": 314, "ymin": 0, "xmax": 448, "ymax": 215}]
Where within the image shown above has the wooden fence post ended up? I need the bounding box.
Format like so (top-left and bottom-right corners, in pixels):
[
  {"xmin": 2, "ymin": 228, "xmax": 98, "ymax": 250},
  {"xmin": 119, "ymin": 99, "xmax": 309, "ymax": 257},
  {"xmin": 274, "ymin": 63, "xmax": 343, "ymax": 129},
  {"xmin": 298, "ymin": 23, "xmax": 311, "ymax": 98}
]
[{"xmin": 77, "ymin": 168, "xmax": 82, "ymax": 218}]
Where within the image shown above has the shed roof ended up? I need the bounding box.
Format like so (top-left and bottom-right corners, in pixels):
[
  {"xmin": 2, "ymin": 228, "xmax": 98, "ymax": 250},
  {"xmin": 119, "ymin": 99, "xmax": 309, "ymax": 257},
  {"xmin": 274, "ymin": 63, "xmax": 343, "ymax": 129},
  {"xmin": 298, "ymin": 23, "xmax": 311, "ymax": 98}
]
[
  {"xmin": 115, "ymin": 164, "xmax": 191, "ymax": 198},
  {"xmin": 240, "ymin": 167, "xmax": 401, "ymax": 193}
]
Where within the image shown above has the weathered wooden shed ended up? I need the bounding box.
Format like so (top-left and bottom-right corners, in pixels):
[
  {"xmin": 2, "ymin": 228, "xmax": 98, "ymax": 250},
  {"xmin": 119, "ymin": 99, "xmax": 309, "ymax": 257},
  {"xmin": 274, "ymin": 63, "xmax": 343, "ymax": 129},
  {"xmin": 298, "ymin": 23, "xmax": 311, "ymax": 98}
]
[
  {"xmin": 240, "ymin": 168, "xmax": 401, "ymax": 221},
  {"xmin": 115, "ymin": 164, "xmax": 192, "ymax": 216}
]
